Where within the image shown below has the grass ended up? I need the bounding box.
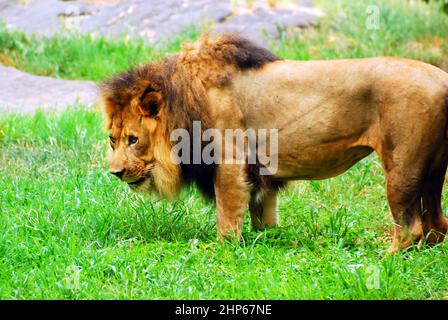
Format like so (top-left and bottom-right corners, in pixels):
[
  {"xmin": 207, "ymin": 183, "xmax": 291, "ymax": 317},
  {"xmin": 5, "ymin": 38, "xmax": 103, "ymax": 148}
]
[
  {"xmin": 0, "ymin": 0, "xmax": 448, "ymax": 299},
  {"xmin": 0, "ymin": 1, "xmax": 447, "ymax": 81},
  {"xmin": 1, "ymin": 108, "xmax": 447, "ymax": 299},
  {"xmin": 0, "ymin": 25, "xmax": 199, "ymax": 81},
  {"xmin": 275, "ymin": 0, "xmax": 448, "ymax": 69}
]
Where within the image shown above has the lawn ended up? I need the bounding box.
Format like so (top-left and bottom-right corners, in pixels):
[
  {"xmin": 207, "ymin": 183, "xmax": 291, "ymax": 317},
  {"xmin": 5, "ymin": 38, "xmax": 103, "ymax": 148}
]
[{"xmin": 0, "ymin": 0, "xmax": 448, "ymax": 299}]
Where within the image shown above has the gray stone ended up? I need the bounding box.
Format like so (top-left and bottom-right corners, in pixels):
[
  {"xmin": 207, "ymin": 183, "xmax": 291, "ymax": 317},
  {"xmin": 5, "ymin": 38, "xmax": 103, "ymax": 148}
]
[
  {"xmin": 0, "ymin": 66, "xmax": 98, "ymax": 113},
  {"xmin": 0, "ymin": 0, "xmax": 324, "ymax": 113},
  {"xmin": 0, "ymin": 0, "xmax": 323, "ymax": 45}
]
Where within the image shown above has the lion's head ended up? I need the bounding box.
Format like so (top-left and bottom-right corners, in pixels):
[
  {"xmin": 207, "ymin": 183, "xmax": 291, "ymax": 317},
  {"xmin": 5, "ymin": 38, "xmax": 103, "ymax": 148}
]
[
  {"xmin": 99, "ymin": 34, "xmax": 279, "ymax": 199},
  {"xmin": 100, "ymin": 62, "xmax": 184, "ymax": 199}
]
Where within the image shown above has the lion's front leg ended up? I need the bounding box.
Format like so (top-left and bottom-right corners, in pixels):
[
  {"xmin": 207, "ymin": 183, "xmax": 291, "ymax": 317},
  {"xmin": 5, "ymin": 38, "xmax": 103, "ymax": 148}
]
[{"xmin": 214, "ymin": 163, "xmax": 250, "ymax": 241}]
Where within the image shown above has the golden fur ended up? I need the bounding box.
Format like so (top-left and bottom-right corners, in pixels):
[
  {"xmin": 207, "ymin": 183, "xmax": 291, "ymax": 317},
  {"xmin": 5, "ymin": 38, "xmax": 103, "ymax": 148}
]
[{"xmin": 101, "ymin": 34, "xmax": 448, "ymax": 253}]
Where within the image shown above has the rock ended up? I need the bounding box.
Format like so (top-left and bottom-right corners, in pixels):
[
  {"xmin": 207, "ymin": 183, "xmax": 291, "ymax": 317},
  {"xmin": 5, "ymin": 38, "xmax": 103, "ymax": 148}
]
[
  {"xmin": 0, "ymin": 66, "xmax": 98, "ymax": 113},
  {"xmin": 0, "ymin": 1, "xmax": 325, "ymax": 114},
  {"xmin": 213, "ymin": 1, "xmax": 323, "ymax": 46},
  {"xmin": 0, "ymin": 0, "xmax": 323, "ymax": 45}
]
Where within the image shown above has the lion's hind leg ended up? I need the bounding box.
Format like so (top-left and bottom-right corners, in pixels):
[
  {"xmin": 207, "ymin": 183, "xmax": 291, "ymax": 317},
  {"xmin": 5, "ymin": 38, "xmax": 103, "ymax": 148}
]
[
  {"xmin": 421, "ymin": 157, "xmax": 448, "ymax": 245},
  {"xmin": 380, "ymin": 139, "xmax": 448, "ymax": 253},
  {"xmin": 384, "ymin": 171, "xmax": 425, "ymax": 254},
  {"xmin": 379, "ymin": 136, "xmax": 429, "ymax": 253}
]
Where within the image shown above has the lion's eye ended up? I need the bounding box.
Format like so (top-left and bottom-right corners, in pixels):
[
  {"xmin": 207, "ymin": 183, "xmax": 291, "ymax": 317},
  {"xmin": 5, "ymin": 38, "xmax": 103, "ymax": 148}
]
[
  {"xmin": 128, "ymin": 135, "xmax": 138, "ymax": 145},
  {"xmin": 109, "ymin": 135, "xmax": 116, "ymax": 144}
]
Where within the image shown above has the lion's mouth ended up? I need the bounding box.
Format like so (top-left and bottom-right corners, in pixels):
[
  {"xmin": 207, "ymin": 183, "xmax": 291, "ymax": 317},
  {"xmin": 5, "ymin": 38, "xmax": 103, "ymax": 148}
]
[{"xmin": 127, "ymin": 176, "xmax": 147, "ymax": 187}]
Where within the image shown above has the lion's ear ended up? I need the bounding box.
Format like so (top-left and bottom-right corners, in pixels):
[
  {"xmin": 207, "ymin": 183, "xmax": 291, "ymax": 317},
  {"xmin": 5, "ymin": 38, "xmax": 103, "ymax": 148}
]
[{"xmin": 137, "ymin": 85, "xmax": 163, "ymax": 118}]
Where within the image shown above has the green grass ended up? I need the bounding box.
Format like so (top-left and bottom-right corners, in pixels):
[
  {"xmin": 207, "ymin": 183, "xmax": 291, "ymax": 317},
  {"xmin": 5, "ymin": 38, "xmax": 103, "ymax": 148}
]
[
  {"xmin": 0, "ymin": 0, "xmax": 447, "ymax": 81},
  {"xmin": 1, "ymin": 108, "xmax": 447, "ymax": 299},
  {"xmin": 275, "ymin": 0, "xmax": 448, "ymax": 69},
  {"xmin": 0, "ymin": 25, "xmax": 199, "ymax": 81},
  {"xmin": 1, "ymin": 0, "xmax": 448, "ymax": 299}
]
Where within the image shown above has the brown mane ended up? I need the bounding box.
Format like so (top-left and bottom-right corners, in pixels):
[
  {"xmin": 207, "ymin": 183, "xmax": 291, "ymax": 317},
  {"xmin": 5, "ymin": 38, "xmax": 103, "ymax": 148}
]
[
  {"xmin": 100, "ymin": 34, "xmax": 279, "ymax": 133},
  {"xmin": 100, "ymin": 34, "xmax": 281, "ymax": 198}
]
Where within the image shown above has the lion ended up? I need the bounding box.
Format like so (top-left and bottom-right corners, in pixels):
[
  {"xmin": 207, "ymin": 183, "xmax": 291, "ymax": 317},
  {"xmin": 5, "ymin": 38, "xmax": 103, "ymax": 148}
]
[{"xmin": 100, "ymin": 34, "xmax": 448, "ymax": 253}]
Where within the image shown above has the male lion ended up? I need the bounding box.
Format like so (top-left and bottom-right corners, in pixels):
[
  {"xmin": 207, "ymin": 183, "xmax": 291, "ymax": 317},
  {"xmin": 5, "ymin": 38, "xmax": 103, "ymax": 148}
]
[{"xmin": 100, "ymin": 34, "xmax": 448, "ymax": 253}]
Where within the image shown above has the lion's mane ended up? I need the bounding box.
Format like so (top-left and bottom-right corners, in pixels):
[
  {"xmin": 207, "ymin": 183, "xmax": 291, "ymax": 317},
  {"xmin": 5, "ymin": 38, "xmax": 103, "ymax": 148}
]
[{"xmin": 100, "ymin": 34, "xmax": 281, "ymax": 198}]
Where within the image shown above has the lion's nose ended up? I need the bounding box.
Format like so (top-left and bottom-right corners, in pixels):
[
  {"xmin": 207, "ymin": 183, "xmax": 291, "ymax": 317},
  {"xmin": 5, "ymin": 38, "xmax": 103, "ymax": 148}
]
[{"xmin": 110, "ymin": 169, "xmax": 125, "ymax": 180}]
